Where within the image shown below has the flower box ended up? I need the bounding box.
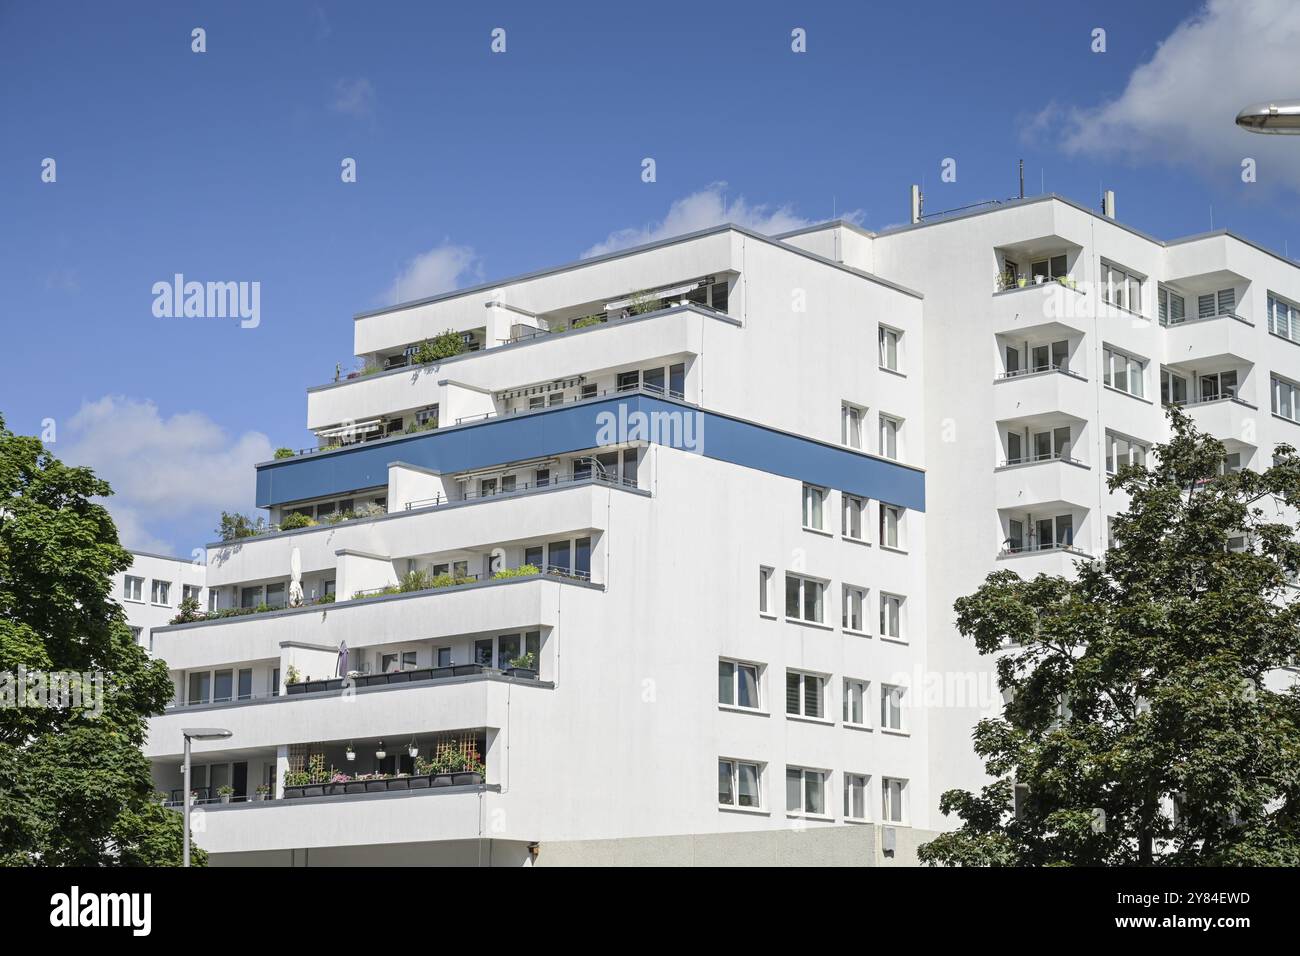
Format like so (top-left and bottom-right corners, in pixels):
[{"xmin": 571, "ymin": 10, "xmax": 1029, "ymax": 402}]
[
  {"xmin": 505, "ymin": 667, "xmax": 538, "ymax": 680},
  {"xmin": 286, "ymin": 683, "xmax": 307, "ymax": 695}
]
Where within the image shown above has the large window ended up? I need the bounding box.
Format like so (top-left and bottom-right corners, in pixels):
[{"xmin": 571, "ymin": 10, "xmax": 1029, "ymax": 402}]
[
  {"xmin": 1197, "ymin": 288, "xmax": 1236, "ymax": 319},
  {"xmin": 1273, "ymin": 376, "xmax": 1300, "ymax": 423},
  {"xmin": 1101, "ymin": 261, "xmax": 1143, "ymax": 314},
  {"xmin": 879, "ymin": 326, "xmax": 901, "ymax": 372},
  {"xmin": 182, "ymin": 584, "xmax": 202, "ymax": 604},
  {"xmin": 879, "ymin": 504, "xmax": 903, "ymax": 549},
  {"xmin": 843, "ymin": 679, "xmax": 868, "ymax": 726},
  {"xmin": 785, "ymin": 670, "xmax": 825, "ymax": 719},
  {"xmin": 843, "ymin": 585, "xmax": 867, "ymax": 632},
  {"xmin": 879, "ymin": 415, "xmax": 902, "ymax": 461},
  {"xmin": 718, "ymin": 659, "xmax": 761, "ymax": 710},
  {"xmin": 882, "ymin": 777, "xmax": 907, "ymax": 823},
  {"xmin": 718, "ymin": 759, "xmax": 761, "ymax": 809},
  {"xmin": 880, "ymin": 593, "xmax": 904, "ymax": 640},
  {"xmin": 151, "ymin": 579, "xmax": 171, "ymax": 606},
  {"xmin": 786, "ymin": 767, "xmax": 826, "ymax": 816},
  {"xmin": 1031, "ymin": 254, "xmax": 1068, "ymax": 281},
  {"xmin": 845, "ymin": 773, "xmax": 869, "ymax": 821},
  {"xmin": 123, "ymin": 575, "xmax": 144, "ymax": 602},
  {"xmin": 842, "ymin": 494, "xmax": 866, "ymax": 541},
  {"xmin": 841, "ymin": 402, "xmax": 865, "ymax": 449},
  {"xmin": 1199, "ymin": 370, "xmax": 1238, "ymax": 402},
  {"xmin": 785, "ymin": 574, "xmax": 826, "ymax": 623},
  {"xmin": 802, "ymin": 484, "xmax": 827, "ymax": 530},
  {"xmin": 1161, "ymin": 368, "xmax": 1189, "ymax": 406},
  {"xmin": 1105, "ymin": 431, "xmax": 1148, "ymax": 474},
  {"xmin": 1158, "ymin": 286, "xmax": 1186, "ymax": 325},
  {"xmin": 1269, "ymin": 293, "xmax": 1300, "ymax": 342},
  {"xmin": 1103, "ymin": 346, "xmax": 1145, "ymax": 398},
  {"xmin": 1034, "ymin": 513, "xmax": 1075, "ymax": 551},
  {"xmin": 880, "ymin": 684, "xmax": 905, "ymax": 731}
]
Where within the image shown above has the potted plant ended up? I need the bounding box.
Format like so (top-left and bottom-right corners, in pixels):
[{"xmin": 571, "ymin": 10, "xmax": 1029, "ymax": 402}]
[
  {"xmin": 282, "ymin": 769, "xmax": 309, "ymax": 799},
  {"xmin": 1017, "ymin": 275, "xmax": 1027, "ymax": 288},
  {"xmin": 254, "ymin": 784, "xmax": 270, "ymax": 801},
  {"xmin": 505, "ymin": 651, "xmax": 538, "ymax": 680},
  {"xmin": 388, "ymin": 773, "xmax": 411, "ymax": 791},
  {"xmin": 285, "ymin": 665, "xmax": 306, "ymax": 695},
  {"xmin": 327, "ymin": 771, "xmax": 352, "ymax": 796},
  {"xmin": 217, "ymin": 785, "xmax": 235, "ymax": 805}
]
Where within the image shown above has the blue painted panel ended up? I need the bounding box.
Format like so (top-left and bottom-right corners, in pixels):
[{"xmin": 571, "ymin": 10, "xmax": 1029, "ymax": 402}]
[{"xmin": 257, "ymin": 396, "xmax": 925, "ymax": 512}]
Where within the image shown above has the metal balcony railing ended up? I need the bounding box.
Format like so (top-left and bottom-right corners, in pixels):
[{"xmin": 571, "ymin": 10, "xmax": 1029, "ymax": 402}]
[{"xmin": 404, "ymin": 469, "xmax": 639, "ymax": 511}]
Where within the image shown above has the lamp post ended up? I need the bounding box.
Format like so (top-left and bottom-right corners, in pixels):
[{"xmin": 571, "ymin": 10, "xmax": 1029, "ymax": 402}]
[
  {"xmin": 182, "ymin": 727, "xmax": 232, "ymax": 867},
  {"xmin": 1236, "ymin": 101, "xmax": 1300, "ymax": 133}
]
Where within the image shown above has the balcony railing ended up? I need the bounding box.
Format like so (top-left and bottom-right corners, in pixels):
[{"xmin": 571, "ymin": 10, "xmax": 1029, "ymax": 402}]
[
  {"xmin": 997, "ymin": 452, "xmax": 1087, "ymax": 469},
  {"xmin": 999, "ymin": 541, "xmax": 1090, "ymax": 558},
  {"xmin": 281, "ymin": 771, "xmax": 484, "ymax": 800},
  {"xmin": 1160, "ymin": 310, "xmax": 1252, "ymax": 329},
  {"xmin": 404, "ymin": 468, "xmax": 639, "ymax": 511},
  {"xmin": 994, "ymin": 364, "xmax": 1086, "ymax": 383},
  {"xmin": 1169, "ymin": 394, "xmax": 1257, "ymax": 411},
  {"xmin": 453, "ymin": 380, "xmax": 685, "ymax": 426}
]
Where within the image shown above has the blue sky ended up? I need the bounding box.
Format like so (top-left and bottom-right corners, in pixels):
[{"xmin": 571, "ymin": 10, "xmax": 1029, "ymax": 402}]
[{"xmin": 3, "ymin": 0, "xmax": 1297, "ymax": 555}]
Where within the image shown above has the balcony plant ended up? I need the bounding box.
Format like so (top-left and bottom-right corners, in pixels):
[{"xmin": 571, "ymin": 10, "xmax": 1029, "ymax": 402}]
[
  {"xmin": 216, "ymin": 510, "xmax": 267, "ymax": 541},
  {"xmin": 492, "ymin": 563, "xmax": 540, "ymax": 580},
  {"xmin": 273, "ymin": 447, "xmax": 295, "ymax": 459},
  {"xmin": 279, "ymin": 511, "xmax": 316, "ymax": 531},
  {"xmin": 254, "ymin": 784, "xmax": 270, "ymax": 801},
  {"xmin": 506, "ymin": 651, "xmax": 538, "ymax": 679},
  {"xmin": 217, "ymin": 785, "xmax": 235, "ymax": 805},
  {"xmin": 285, "ymin": 665, "xmax": 305, "ymax": 696},
  {"xmin": 169, "ymin": 595, "xmax": 204, "ymax": 625},
  {"xmin": 413, "ymin": 330, "xmax": 467, "ymax": 364}
]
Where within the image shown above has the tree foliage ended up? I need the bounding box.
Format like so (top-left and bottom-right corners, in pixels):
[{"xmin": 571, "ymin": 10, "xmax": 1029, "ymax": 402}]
[
  {"xmin": 920, "ymin": 407, "xmax": 1300, "ymax": 866},
  {"xmin": 0, "ymin": 414, "xmax": 201, "ymax": 865}
]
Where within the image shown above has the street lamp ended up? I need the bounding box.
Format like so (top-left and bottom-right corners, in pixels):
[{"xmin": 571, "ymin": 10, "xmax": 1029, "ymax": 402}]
[
  {"xmin": 1236, "ymin": 100, "xmax": 1300, "ymax": 133},
  {"xmin": 182, "ymin": 727, "xmax": 232, "ymax": 867}
]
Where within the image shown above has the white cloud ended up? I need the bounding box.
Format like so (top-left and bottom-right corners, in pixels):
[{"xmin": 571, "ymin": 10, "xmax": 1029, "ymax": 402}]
[
  {"xmin": 383, "ymin": 242, "xmax": 483, "ymax": 304},
  {"xmin": 58, "ymin": 396, "xmax": 273, "ymax": 554},
  {"xmin": 1040, "ymin": 0, "xmax": 1300, "ymax": 191},
  {"xmin": 582, "ymin": 183, "xmax": 841, "ymax": 258},
  {"xmin": 332, "ymin": 77, "xmax": 375, "ymax": 117}
]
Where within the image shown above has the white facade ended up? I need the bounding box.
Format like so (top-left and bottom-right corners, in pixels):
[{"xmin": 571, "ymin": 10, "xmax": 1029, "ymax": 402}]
[
  {"xmin": 146, "ymin": 226, "xmax": 934, "ymax": 865},
  {"xmin": 141, "ymin": 194, "xmax": 1300, "ymax": 865},
  {"xmin": 783, "ymin": 192, "xmax": 1300, "ymax": 812},
  {"xmin": 113, "ymin": 551, "xmax": 207, "ymax": 654}
]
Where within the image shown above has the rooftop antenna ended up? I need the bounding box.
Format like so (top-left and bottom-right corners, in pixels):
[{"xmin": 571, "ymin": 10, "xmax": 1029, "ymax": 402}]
[
  {"xmin": 1018, "ymin": 159, "xmax": 1024, "ymax": 199},
  {"xmin": 1040, "ymin": 169, "xmax": 1045, "ymax": 195}
]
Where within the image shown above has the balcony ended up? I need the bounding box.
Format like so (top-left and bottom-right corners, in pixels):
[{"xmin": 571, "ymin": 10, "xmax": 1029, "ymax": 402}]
[
  {"xmin": 1178, "ymin": 395, "xmax": 1259, "ymax": 448},
  {"xmin": 1163, "ymin": 312, "xmax": 1254, "ymax": 365},
  {"xmin": 991, "ymin": 280, "xmax": 1090, "ymax": 337},
  {"xmin": 993, "ymin": 367, "xmax": 1091, "ymax": 422},
  {"xmin": 996, "ymin": 543, "xmax": 1092, "ymax": 579},
  {"xmin": 993, "ymin": 455, "xmax": 1094, "ymax": 511}
]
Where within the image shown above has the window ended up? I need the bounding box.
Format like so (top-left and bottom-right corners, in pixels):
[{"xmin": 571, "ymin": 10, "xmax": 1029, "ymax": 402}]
[
  {"xmin": 842, "ymin": 494, "xmax": 866, "ymax": 541},
  {"xmin": 240, "ymin": 586, "xmax": 262, "ymax": 609},
  {"xmin": 1105, "ymin": 431, "xmax": 1147, "ymax": 474},
  {"xmin": 1268, "ymin": 293, "xmax": 1300, "ymax": 342},
  {"xmin": 785, "ymin": 574, "xmax": 825, "ymax": 623},
  {"xmin": 880, "ymin": 685, "xmax": 905, "ymax": 731},
  {"xmin": 237, "ymin": 668, "xmax": 253, "ymax": 701},
  {"xmin": 616, "ymin": 370, "xmax": 640, "ymax": 392},
  {"xmin": 1161, "ymin": 368, "xmax": 1189, "ymax": 405},
  {"xmin": 718, "ymin": 659, "xmax": 761, "ymax": 710},
  {"xmin": 719, "ymin": 759, "xmax": 762, "ymax": 809},
  {"xmin": 265, "ymin": 582, "xmax": 286, "ymax": 609},
  {"xmin": 129, "ymin": 626, "xmax": 143, "ymax": 647},
  {"xmin": 843, "ymin": 679, "xmax": 868, "ymax": 726},
  {"xmin": 802, "ymin": 484, "xmax": 827, "ymax": 530},
  {"xmin": 123, "ymin": 575, "xmax": 144, "ymax": 602},
  {"xmin": 547, "ymin": 539, "xmax": 571, "ymax": 572},
  {"xmin": 882, "ymin": 777, "xmax": 907, "ymax": 823},
  {"xmin": 879, "ymin": 504, "xmax": 903, "ymax": 550},
  {"xmin": 758, "ymin": 566, "xmax": 774, "ymax": 615},
  {"xmin": 841, "ymin": 402, "xmax": 865, "ymax": 449},
  {"xmin": 880, "ymin": 593, "xmax": 904, "ymax": 640},
  {"xmin": 1199, "ymin": 370, "xmax": 1238, "ymax": 402},
  {"xmin": 1034, "ymin": 514, "xmax": 1075, "ymax": 551},
  {"xmin": 1197, "ymin": 288, "xmax": 1235, "ymax": 319},
  {"xmin": 786, "ymin": 767, "xmax": 826, "ymax": 816},
  {"xmin": 187, "ymin": 671, "xmax": 210, "ymax": 706},
  {"xmin": 1158, "ymin": 286, "xmax": 1186, "ymax": 325},
  {"xmin": 151, "ymin": 579, "xmax": 171, "ymax": 606},
  {"xmin": 1101, "ymin": 261, "xmax": 1142, "ymax": 314},
  {"xmin": 1031, "ymin": 254, "xmax": 1068, "ymax": 281},
  {"xmin": 1273, "ymin": 376, "xmax": 1300, "ymax": 422},
  {"xmin": 842, "ymin": 585, "xmax": 867, "ymax": 632},
  {"xmin": 844, "ymin": 773, "xmax": 869, "ymax": 820},
  {"xmin": 879, "ymin": 415, "xmax": 902, "ymax": 460},
  {"xmin": 182, "ymin": 584, "xmax": 201, "ymax": 604},
  {"xmin": 1103, "ymin": 346, "xmax": 1145, "ymax": 398},
  {"xmin": 879, "ymin": 326, "xmax": 901, "ymax": 372},
  {"xmin": 785, "ymin": 670, "xmax": 825, "ymax": 719},
  {"xmin": 1029, "ymin": 426, "xmax": 1072, "ymax": 462}
]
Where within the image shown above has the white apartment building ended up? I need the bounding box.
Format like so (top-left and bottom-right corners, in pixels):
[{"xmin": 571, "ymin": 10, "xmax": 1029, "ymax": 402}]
[
  {"xmin": 782, "ymin": 191, "xmax": 1300, "ymax": 811},
  {"xmin": 113, "ymin": 551, "xmax": 207, "ymax": 654},
  {"xmin": 145, "ymin": 226, "xmax": 934, "ymax": 866},
  {"xmin": 136, "ymin": 191, "xmax": 1300, "ymax": 866}
]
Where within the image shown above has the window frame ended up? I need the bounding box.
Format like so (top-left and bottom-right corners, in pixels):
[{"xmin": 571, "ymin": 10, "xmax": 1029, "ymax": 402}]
[
  {"xmin": 718, "ymin": 758, "xmax": 764, "ymax": 811},
  {"xmin": 784, "ymin": 573, "xmax": 827, "ymax": 624},
  {"xmin": 785, "ymin": 669, "xmax": 827, "ymax": 720},
  {"xmin": 718, "ymin": 658, "xmax": 763, "ymax": 712}
]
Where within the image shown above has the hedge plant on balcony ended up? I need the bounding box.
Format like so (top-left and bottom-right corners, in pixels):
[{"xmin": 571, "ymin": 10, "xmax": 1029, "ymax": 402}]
[
  {"xmin": 412, "ymin": 330, "xmax": 466, "ymax": 364},
  {"xmin": 492, "ymin": 564, "xmax": 540, "ymax": 580}
]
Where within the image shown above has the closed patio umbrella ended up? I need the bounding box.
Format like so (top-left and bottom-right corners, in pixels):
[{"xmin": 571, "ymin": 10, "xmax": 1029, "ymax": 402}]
[{"xmin": 337, "ymin": 640, "xmax": 349, "ymax": 677}]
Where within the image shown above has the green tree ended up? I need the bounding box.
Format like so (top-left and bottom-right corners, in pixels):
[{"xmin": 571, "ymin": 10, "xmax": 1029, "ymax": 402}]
[
  {"xmin": 0, "ymin": 414, "xmax": 202, "ymax": 865},
  {"xmin": 920, "ymin": 408, "xmax": 1300, "ymax": 867}
]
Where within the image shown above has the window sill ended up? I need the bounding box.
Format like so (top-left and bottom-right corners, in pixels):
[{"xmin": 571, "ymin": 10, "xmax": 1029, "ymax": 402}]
[
  {"xmin": 879, "ymin": 545, "xmax": 908, "ymax": 556},
  {"xmin": 844, "ymin": 722, "xmax": 873, "ymax": 733},
  {"xmin": 878, "ymin": 366, "xmax": 906, "ymax": 379},
  {"xmin": 786, "ymin": 812, "xmax": 835, "ymax": 823},
  {"xmin": 1273, "ymin": 413, "xmax": 1300, "ymax": 428},
  {"xmin": 758, "ymin": 611, "xmax": 779, "ymax": 621},
  {"xmin": 718, "ymin": 704, "xmax": 768, "ymax": 718},
  {"xmin": 786, "ymin": 713, "xmax": 834, "ymax": 727},
  {"xmin": 843, "ymin": 628, "xmax": 871, "ymax": 639},
  {"xmin": 784, "ymin": 617, "xmax": 833, "ymax": 631},
  {"xmin": 841, "ymin": 536, "xmax": 871, "ymax": 547},
  {"xmin": 881, "ymin": 728, "xmax": 910, "ymax": 738},
  {"xmin": 843, "ymin": 816, "xmax": 872, "ymax": 825},
  {"xmin": 123, "ymin": 597, "xmax": 145, "ymax": 605},
  {"xmin": 802, "ymin": 526, "xmax": 833, "ymax": 538},
  {"xmin": 719, "ymin": 804, "xmax": 770, "ymax": 817},
  {"xmin": 880, "ymin": 635, "xmax": 909, "ymax": 647},
  {"xmin": 151, "ymin": 603, "xmax": 171, "ymax": 608},
  {"xmin": 1103, "ymin": 384, "xmax": 1153, "ymax": 405}
]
